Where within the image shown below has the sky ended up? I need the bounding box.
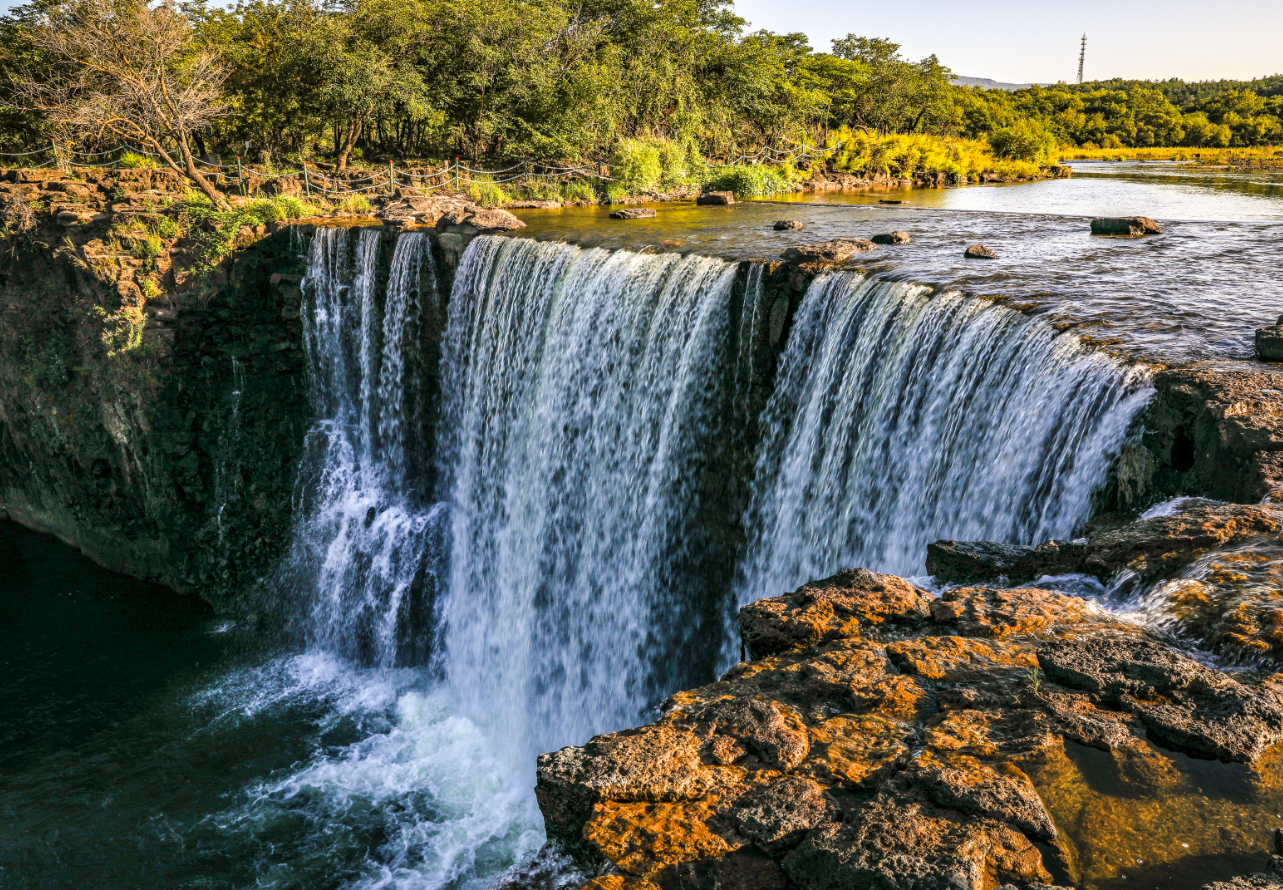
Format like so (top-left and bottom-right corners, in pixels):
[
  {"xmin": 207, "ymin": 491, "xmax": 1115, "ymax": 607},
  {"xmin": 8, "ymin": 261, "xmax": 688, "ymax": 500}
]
[{"xmin": 733, "ymin": 0, "xmax": 1283, "ymax": 84}]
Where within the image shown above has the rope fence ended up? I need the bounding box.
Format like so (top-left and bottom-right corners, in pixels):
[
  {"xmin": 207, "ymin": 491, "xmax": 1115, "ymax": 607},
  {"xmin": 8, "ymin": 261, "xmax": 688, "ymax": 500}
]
[{"xmin": 0, "ymin": 137, "xmax": 848, "ymax": 200}]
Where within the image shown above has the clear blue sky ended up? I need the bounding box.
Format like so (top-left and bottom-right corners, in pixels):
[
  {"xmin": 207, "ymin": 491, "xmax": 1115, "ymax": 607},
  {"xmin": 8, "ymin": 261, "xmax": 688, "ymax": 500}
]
[
  {"xmin": 2, "ymin": 0, "xmax": 1278, "ymax": 84},
  {"xmin": 735, "ymin": 0, "xmax": 1283, "ymax": 83}
]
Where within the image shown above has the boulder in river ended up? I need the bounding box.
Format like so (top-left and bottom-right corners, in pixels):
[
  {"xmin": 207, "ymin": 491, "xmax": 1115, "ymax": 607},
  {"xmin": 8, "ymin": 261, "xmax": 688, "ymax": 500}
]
[
  {"xmin": 1090, "ymin": 216, "xmax": 1163, "ymax": 236},
  {"xmin": 964, "ymin": 243, "xmax": 997, "ymax": 259},
  {"xmin": 609, "ymin": 208, "xmax": 657, "ymax": 220},
  {"xmin": 871, "ymin": 231, "xmax": 911, "ymax": 245},
  {"xmin": 696, "ymin": 191, "xmax": 735, "ymax": 206},
  {"xmin": 1257, "ymin": 324, "xmax": 1283, "ymax": 362},
  {"xmin": 780, "ymin": 238, "xmax": 875, "ymax": 264},
  {"xmin": 773, "ymin": 219, "xmax": 803, "ymax": 230}
]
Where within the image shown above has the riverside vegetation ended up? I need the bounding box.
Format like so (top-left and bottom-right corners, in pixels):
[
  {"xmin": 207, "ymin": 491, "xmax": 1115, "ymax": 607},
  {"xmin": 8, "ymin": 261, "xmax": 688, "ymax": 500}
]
[{"xmin": 0, "ymin": 0, "xmax": 1278, "ymax": 208}]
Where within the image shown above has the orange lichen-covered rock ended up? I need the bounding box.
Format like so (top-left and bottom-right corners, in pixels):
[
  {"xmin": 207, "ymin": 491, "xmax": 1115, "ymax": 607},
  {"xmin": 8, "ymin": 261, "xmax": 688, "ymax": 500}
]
[
  {"xmin": 739, "ymin": 568, "xmax": 931, "ymax": 658},
  {"xmin": 540, "ymin": 555, "xmax": 1283, "ymax": 890},
  {"xmin": 929, "ymin": 585, "xmax": 1100, "ymax": 638},
  {"xmin": 583, "ymin": 798, "xmax": 738, "ymax": 877}
]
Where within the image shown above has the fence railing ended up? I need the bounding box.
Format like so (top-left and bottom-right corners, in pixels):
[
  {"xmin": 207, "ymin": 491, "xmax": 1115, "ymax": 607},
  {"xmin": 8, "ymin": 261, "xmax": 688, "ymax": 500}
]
[{"xmin": 0, "ymin": 138, "xmax": 845, "ymax": 199}]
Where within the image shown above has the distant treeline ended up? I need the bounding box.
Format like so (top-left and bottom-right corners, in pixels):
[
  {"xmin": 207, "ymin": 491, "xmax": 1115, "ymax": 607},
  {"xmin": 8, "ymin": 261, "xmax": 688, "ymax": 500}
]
[{"xmin": 0, "ymin": 0, "xmax": 1278, "ymax": 167}]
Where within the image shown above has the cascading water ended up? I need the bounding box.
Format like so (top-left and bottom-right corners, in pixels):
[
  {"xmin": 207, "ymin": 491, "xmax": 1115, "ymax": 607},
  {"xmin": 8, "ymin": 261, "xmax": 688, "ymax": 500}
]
[
  {"xmin": 280, "ymin": 226, "xmax": 446, "ymax": 665},
  {"xmin": 736, "ymin": 271, "xmax": 1154, "ymax": 606},
  {"xmin": 435, "ymin": 236, "xmax": 756, "ymax": 761}
]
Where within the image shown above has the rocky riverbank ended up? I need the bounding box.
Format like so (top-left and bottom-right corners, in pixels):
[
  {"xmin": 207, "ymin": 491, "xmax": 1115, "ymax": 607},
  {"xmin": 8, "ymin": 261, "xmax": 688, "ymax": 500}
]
[{"xmin": 536, "ymin": 500, "xmax": 1283, "ymax": 889}]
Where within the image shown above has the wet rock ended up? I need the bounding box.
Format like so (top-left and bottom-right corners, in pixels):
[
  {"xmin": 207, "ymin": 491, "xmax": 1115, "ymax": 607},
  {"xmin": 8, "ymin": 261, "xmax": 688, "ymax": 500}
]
[
  {"xmin": 926, "ymin": 539, "xmax": 1087, "ymax": 584},
  {"xmin": 1258, "ymin": 325, "xmax": 1283, "ymax": 362},
  {"xmin": 964, "ymin": 243, "xmax": 997, "ymax": 259},
  {"xmin": 584, "ymin": 798, "xmax": 738, "ymax": 877},
  {"xmin": 931, "ymin": 502, "xmax": 1283, "ymax": 587},
  {"xmin": 1037, "ymin": 637, "xmax": 1283, "ymax": 761},
  {"xmin": 929, "ymin": 586, "xmax": 1099, "ymax": 639},
  {"xmin": 772, "ymin": 219, "xmax": 803, "ymax": 230},
  {"xmin": 739, "ymin": 568, "xmax": 931, "ymax": 657},
  {"xmin": 696, "ymin": 191, "xmax": 735, "ymax": 206},
  {"xmin": 1091, "ymin": 216, "xmax": 1163, "ymax": 236},
  {"xmin": 871, "ymin": 230, "xmax": 911, "ymax": 244},
  {"xmin": 610, "ymin": 208, "xmax": 657, "ymax": 219},
  {"xmin": 780, "ymin": 238, "xmax": 875, "ymax": 265},
  {"xmin": 781, "ymin": 786, "xmax": 1052, "ymax": 890},
  {"xmin": 536, "ymin": 725, "xmax": 737, "ymax": 851}
]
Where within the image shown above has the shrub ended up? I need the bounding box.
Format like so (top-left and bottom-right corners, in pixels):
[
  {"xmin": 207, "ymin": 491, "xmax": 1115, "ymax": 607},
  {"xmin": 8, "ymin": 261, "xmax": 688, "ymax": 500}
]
[
  {"xmin": 130, "ymin": 233, "xmax": 163, "ymax": 261},
  {"xmin": 151, "ymin": 215, "xmax": 180, "ymax": 239},
  {"xmin": 986, "ymin": 119, "xmax": 1059, "ymax": 163},
  {"xmin": 118, "ymin": 151, "xmax": 157, "ymax": 169},
  {"xmin": 656, "ymin": 139, "xmax": 687, "ymax": 185},
  {"xmin": 464, "ymin": 176, "xmax": 508, "ymax": 207},
  {"xmin": 602, "ymin": 182, "xmax": 628, "ymax": 204},
  {"xmin": 243, "ymin": 195, "xmax": 318, "ymax": 223},
  {"xmin": 561, "ymin": 179, "xmax": 598, "ymax": 204},
  {"xmin": 336, "ymin": 194, "xmax": 373, "ymax": 215},
  {"xmin": 705, "ymin": 164, "xmax": 798, "ymax": 197},
  {"xmin": 516, "ymin": 174, "xmax": 562, "ymax": 202},
  {"xmin": 609, "ymin": 139, "xmax": 662, "ymax": 192}
]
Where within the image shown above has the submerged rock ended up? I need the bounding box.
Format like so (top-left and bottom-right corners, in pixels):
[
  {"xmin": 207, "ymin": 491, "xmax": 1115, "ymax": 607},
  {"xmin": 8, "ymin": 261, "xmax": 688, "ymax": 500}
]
[
  {"xmin": 964, "ymin": 243, "xmax": 998, "ymax": 259},
  {"xmin": 871, "ymin": 230, "xmax": 911, "ymax": 244},
  {"xmin": 609, "ymin": 208, "xmax": 657, "ymax": 219},
  {"xmin": 780, "ymin": 238, "xmax": 875, "ymax": 264},
  {"xmin": 1091, "ymin": 216, "xmax": 1163, "ymax": 235},
  {"xmin": 696, "ymin": 191, "xmax": 735, "ymax": 206},
  {"xmin": 773, "ymin": 219, "xmax": 803, "ymax": 230}
]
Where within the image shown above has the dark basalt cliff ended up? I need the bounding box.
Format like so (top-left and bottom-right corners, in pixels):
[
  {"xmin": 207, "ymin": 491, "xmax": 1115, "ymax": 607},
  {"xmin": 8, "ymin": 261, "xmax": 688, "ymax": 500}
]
[{"xmin": 0, "ymin": 228, "xmax": 312, "ymax": 607}]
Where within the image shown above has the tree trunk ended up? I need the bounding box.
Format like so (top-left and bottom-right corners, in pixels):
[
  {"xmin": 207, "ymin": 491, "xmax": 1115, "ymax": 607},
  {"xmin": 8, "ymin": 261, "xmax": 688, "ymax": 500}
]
[
  {"xmin": 152, "ymin": 136, "xmax": 226, "ymax": 210},
  {"xmin": 175, "ymin": 132, "xmax": 228, "ymax": 209},
  {"xmin": 336, "ymin": 119, "xmax": 362, "ymax": 172}
]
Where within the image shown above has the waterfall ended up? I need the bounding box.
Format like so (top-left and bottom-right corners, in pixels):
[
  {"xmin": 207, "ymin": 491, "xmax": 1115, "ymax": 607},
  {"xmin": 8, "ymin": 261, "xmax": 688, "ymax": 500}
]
[
  {"xmin": 279, "ymin": 226, "xmax": 447, "ymax": 666},
  {"xmin": 735, "ymin": 271, "xmax": 1154, "ymax": 605},
  {"xmin": 256, "ymin": 228, "xmax": 1155, "ymax": 888},
  {"xmin": 435, "ymin": 237, "xmax": 755, "ymax": 759}
]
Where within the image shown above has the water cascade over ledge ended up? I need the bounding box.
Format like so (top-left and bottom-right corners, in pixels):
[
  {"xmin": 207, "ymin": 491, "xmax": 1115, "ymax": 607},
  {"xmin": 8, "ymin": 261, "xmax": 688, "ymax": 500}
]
[
  {"xmin": 267, "ymin": 229, "xmax": 1153, "ymax": 887},
  {"xmin": 736, "ymin": 271, "xmax": 1155, "ymax": 604}
]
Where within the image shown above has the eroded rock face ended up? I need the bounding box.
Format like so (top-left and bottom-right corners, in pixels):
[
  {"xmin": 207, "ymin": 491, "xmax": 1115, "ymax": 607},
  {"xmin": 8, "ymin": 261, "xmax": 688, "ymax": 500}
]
[
  {"xmin": 780, "ymin": 238, "xmax": 875, "ymax": 264},
  {"xmin": 537, "ymin": 566, "xmax": 1283, "ymax": 890}
]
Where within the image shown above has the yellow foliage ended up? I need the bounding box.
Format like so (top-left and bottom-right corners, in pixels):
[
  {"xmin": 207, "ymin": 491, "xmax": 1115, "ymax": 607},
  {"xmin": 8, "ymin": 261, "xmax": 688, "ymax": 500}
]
[{"xmin": 824, "ymin": 127, "xmax": 1044, "ymax": 181}]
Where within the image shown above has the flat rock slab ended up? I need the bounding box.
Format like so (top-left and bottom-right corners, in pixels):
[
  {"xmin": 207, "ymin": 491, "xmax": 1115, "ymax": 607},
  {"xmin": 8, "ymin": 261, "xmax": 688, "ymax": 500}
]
[
  {"xmin": 780, "ymin": 238, "xmax": 875, "ymax": 264},
  {"xmin": 871, "ymin": 231, "xmax": 911, "ymax": 245},
  {"xmin": 610, "ymin": 208, "xmax": 657, "ymax": 219},
  {"xmin": 696, "ymin": 191, "xmax": 734, "ymax": 205},
  {"xmin": 1091, "ymin": 216, "xmax": 1163, "ymax": 235},
  {"xmin": 964, "ymin": 244, "xmax": 997, "ymax": 259}
]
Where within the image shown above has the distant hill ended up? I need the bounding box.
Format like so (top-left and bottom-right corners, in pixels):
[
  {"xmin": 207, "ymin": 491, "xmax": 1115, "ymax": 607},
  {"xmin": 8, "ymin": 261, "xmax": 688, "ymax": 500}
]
[{"xmin": 951, "ymin": 76, "xmax": 1055, "ymax": 91}]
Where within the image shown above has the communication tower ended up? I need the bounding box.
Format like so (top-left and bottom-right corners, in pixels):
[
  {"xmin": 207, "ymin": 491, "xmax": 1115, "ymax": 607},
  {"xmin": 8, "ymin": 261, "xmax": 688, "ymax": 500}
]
[{"xmin": 1077, "ymin": 34, "xmax": 1087, "ymax": 84}]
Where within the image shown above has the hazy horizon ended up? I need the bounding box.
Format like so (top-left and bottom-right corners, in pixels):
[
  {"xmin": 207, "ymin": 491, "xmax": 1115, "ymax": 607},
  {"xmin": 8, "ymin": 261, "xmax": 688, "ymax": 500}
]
[{"xmin": 1, "ymin": 0, "xmax": 1279, "ymax": 86}]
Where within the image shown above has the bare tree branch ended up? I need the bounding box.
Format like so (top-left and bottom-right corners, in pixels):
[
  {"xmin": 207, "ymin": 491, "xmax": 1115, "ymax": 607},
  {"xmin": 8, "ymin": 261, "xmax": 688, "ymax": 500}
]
[{"xmin": 9, "ymin": 0, "xmax": 229, "ymax": 208}]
